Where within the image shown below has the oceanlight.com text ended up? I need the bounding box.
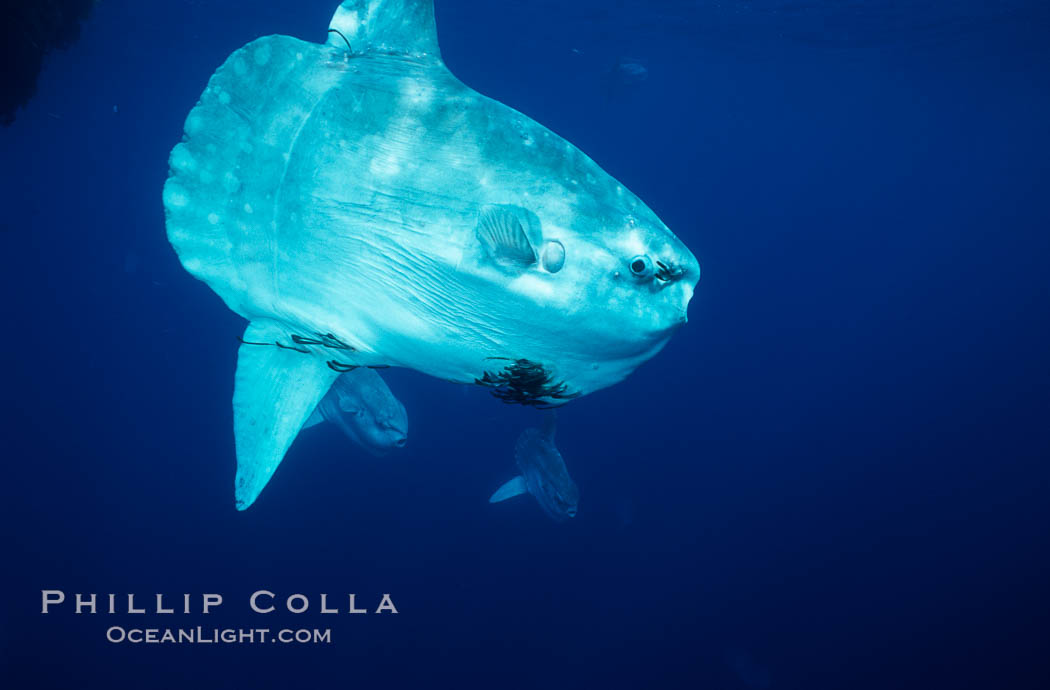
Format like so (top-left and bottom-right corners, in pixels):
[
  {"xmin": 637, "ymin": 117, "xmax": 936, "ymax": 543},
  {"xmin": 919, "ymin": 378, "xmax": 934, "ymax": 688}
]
[{"xmin": 105, "ymin": 626, "xmax": 331, "ymax": 644}]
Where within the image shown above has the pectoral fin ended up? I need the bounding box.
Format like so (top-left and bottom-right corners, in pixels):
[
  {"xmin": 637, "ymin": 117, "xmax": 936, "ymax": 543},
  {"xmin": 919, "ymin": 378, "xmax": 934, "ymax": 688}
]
[
  {"xmin": 476, "ymin": 205, "xmax": 537, "ymax": 269},
  {"xmin": 489, "ymin": 475, "xmax": 528, "ymax": 503},
  {"xmin": 233, "ymin": 321, "xmax": 340, "ymax": 510}
]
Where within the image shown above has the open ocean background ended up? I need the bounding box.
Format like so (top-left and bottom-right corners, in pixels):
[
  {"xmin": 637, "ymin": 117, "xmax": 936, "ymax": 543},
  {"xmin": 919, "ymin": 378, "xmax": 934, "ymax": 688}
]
[{"xmin": 2, "ymin": 1, "xmax": 1048, "ymax": 687}]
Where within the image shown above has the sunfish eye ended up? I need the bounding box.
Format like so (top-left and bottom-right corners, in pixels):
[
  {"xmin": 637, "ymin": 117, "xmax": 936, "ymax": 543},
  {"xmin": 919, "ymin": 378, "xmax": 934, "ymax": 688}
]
[{"xmin": 628, "ymin": 255, "xmax": 654, "ymax": 279}]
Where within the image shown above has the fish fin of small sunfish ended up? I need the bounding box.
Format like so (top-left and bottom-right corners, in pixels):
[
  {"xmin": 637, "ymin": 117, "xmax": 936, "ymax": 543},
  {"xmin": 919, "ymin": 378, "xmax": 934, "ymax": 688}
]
[
  {"xmin": 489, "ymin": 475, "xmax": 528, "ymax": 503},
  {"xmin": 233, "ymin": 321, "xmax": 341, "ymax": 511},
  {"xmin": 301, "ymin": 407, "xmax": 324, "ymax": 430},
  {"xmin": 476, "ymin": 205, "xmax": 537, "ymax": 269},
  {"xmin": 541, "ymin": 410, "xmax": 557, "ymax": 441}
]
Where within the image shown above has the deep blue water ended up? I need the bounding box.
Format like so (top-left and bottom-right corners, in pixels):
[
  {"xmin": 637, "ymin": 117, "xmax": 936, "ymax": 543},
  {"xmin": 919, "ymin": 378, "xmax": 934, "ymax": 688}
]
[{"xmin": 2, "ymin": 1, "xmax": 1049, "ymax": 688}]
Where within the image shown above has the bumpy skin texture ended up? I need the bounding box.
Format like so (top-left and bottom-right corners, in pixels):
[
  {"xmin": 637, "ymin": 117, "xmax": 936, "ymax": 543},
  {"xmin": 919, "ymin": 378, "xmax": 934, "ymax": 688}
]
[{"xmin": 164, "ymin": 0, "xmax": 698, "ymax": 405}]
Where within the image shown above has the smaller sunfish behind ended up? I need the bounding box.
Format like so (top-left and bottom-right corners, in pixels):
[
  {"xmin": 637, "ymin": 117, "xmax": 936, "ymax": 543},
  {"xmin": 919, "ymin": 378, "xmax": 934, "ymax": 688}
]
[
  {"xmin": 489, "ymin": 413, "xmax": 579, "ymax": 522},
  {"xmin": 302, "ymin": 369, "xmax": 408, "ymax": 456}
]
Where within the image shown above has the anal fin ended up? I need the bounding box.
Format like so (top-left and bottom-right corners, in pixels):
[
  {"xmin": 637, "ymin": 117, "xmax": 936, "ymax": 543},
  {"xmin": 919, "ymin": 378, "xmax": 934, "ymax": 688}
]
[{"xmin": 233, "ymin": 321, "xmax": 341, "ymax": 510}]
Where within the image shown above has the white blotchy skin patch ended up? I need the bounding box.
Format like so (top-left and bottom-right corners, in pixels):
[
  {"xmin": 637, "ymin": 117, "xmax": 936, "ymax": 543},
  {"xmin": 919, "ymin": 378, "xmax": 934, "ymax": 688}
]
[
  {"xmin": 365, "ymin": 3, "xmax": 380, "ymax": 25},
  {"xmin": 163, "ymin": 183, "xmax": 189, "ymax": 208},
  {"xmin": 223, "ymin": 172, "xmax": 240, "ymax": 193},
  {"xmin": 343, "ymin": 12, "xmax": 361, "ymax": 35},
  {"xmin": 171, "ymin": 145, "xmax": 195, "ymax": 173},
  {"xmin": 536, "ymin": 196, "xmax": 577, "ymax": 226},
  {"xmin": 369, "ymin": 151, "xmax": 401, "ymax": 177},
  {"xmin": 254, "ymin": 43, "xmax": 271, "ymax": 66},
  {"xmin": 618, "ymin": 228, "xmax": 650, "ymax": 258},
  {"xmin": 508, "ymin": 273, "xmax": 556, "ymax": 301},
  {"xmin": 399, "ymin": 77, "xmax": 433, "ymax": 106},
  {"xmin": 392, "ymin": 115, "xmax": 424, "ymax": 138}
]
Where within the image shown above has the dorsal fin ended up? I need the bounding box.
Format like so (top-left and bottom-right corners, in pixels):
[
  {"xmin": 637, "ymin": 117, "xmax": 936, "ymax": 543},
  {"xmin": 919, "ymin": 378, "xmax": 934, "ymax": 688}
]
[{"xmin": 327, "ymin": 0, "xmax": 442, "ymax": 61}]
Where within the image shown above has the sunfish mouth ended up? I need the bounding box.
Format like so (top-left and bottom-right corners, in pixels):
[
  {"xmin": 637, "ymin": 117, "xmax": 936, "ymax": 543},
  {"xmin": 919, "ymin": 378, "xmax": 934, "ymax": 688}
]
[{"xmin": 649, "ymin": 313, "xmax": 689, "ymax": 338}]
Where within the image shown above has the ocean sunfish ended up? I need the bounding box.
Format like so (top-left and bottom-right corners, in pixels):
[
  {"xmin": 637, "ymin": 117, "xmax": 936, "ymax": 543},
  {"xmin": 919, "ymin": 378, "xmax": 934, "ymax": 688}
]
[
  {"xmin": 163, "ymin": 0, "xmax": 699, "ymax": 509},
  {"xmin": 489, "ymin": 414, "xmax": 579, "ymax": 522},
  {"xmin": 302, "ymin": 368, "xmax": 408, "ymax": 456}
]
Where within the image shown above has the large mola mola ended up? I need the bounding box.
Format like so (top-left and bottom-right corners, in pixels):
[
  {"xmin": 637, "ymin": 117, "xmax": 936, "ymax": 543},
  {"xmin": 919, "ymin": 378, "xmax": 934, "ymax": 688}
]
[{"xmin": 163, "ymin": 0, "xmax": 699, "ymax": 509}]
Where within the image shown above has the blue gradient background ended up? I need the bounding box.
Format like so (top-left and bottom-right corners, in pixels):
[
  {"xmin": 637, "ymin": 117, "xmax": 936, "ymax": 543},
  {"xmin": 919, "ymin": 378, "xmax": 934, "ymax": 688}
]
[{"xmin": 2, "ymin": 1, "xmax": 1048, "ymax": 688}]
